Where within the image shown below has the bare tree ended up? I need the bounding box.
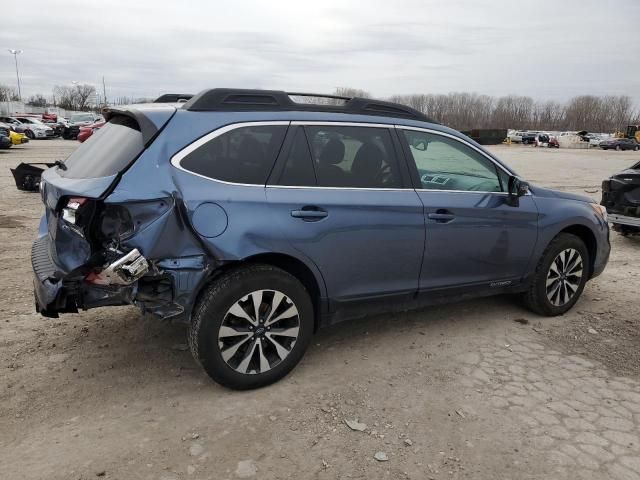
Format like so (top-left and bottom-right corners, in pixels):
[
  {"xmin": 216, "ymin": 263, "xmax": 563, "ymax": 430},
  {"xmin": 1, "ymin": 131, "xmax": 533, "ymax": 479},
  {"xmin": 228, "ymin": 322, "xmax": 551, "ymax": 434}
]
[
  {"xmin": 52, "ymin": 84, "xmax": 97, "ymax": 111},
  {"xmin": 74, "ymin": 84, "xmax": 96, "ymax": 111},
  {"xmin": 0, "ymin": 84, "xmax": 20, "ymax": 102},
  {"xmin": 26, "ymin": 94, "xmax": 48, "ymax": 107},
  {"xmin": 53, "ymin": 85, "xmax": 75, "ymax": 110},
  {"xmin": 333, "ymin": 87, "xmax": 371, "ymax": 99}
]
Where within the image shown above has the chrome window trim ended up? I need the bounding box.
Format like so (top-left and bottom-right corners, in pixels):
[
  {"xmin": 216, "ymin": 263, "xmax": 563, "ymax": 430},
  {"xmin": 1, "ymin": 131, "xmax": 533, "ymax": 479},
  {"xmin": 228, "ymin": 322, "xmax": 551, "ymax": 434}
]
[
  {"xmin": 291, "ymin": 121, "xmax": 392, "ymax": 128},
  {"xmin": 414, "ymin": 189, "xmax": 509, "ymax": 196},
  {"xmin": 170, "ymin": 121, "xmax": 290, "ymax": 187},
  {"xmin": 266, "ymin": 185, "xmax": 408, "ymax": 192},
  {"xmin": 395, "ymin": 125, "xmax": 515, "ymax": 178},
  {"xmin": 170, "ymin": 120, "xmax": 524, "ymax": 197}
]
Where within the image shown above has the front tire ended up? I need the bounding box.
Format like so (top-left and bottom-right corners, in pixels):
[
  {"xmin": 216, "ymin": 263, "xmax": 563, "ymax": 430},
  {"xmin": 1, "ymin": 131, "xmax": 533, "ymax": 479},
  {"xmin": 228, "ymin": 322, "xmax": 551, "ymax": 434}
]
[
  {"xmin": 523, "ymin": 233, "xmax": 589, "ymax": 316},
  {"xmin": 188, "ymin": 264, "xmax": 314, "ymax": 390},
  {"xmin": 25, "ymin": 130, "xmax": 34, "ymax": 140},
  {"xmin": 616, "ymin": 145, "xmax": 621, "ymax": 151}
]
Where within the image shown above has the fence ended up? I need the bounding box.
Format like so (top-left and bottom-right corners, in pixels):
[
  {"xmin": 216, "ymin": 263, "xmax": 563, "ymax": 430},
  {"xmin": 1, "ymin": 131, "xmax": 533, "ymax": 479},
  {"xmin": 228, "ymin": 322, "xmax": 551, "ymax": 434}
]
[{"xmin": 0, "ymin": 102, "xmax": 71, "ymax": 118}]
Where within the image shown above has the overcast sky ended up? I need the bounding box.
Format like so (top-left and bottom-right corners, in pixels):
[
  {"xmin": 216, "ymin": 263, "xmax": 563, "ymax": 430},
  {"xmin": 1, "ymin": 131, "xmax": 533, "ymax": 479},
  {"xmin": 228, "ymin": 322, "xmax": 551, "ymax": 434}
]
[{"xmin": 2, "ymin": 0, "xmax": 639, "ymax": 104}]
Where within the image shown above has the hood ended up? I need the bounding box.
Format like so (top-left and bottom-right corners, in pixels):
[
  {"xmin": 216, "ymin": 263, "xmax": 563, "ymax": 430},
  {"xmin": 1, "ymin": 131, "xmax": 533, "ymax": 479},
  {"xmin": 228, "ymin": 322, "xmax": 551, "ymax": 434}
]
[
  {"xmin": 530, "ymin": 185, "xmax": 593, "ymax": 203},
  {"xmin": 608, "ymin": 161, "xmax": 640, "ymax": 178}
]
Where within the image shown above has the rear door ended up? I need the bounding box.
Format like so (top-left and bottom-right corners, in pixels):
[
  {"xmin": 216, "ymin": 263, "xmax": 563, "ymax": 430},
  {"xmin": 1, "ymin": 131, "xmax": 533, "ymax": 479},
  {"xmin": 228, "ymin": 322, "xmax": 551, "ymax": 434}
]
[
  {"xmin": 397, "ymin": 127, "xmax": 538, "ymax": 291},
  {"xmin": 265, "ymin": 123, "xmax": 425, "ymax": 305}
]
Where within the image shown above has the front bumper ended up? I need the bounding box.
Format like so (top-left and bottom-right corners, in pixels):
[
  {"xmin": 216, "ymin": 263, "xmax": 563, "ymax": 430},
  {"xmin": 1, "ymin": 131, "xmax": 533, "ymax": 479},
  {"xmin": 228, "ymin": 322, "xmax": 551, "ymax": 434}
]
[
  {"xmin": 609, "ymin": 213, "xmax": 640, "ymax": 228},
  {"xmin": 33, "ymin": 129, "xmax": 54, "ymax": 138}
]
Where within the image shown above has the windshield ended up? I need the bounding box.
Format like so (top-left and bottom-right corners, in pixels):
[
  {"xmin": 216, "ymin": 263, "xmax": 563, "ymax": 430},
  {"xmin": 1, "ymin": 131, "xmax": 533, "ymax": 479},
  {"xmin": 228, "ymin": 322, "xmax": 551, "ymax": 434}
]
[
  {"xmin": 70, "ymin": 114, "xmax": 94, "ymax": 123},
  {"xmin": 59, "ymin": 115, "xmax": 144, "ymax": 179}
]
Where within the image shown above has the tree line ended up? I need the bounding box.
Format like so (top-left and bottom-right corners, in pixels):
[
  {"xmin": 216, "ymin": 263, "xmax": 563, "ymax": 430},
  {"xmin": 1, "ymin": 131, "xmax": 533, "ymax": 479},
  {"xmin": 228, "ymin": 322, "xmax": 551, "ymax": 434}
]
[
  {"xmin": 338, "ymin": 88, "xmax": 638, "ymax": 133},
  {"xmin": 2, "ymin": 82, "xmax": 638, "ymax": 132}
]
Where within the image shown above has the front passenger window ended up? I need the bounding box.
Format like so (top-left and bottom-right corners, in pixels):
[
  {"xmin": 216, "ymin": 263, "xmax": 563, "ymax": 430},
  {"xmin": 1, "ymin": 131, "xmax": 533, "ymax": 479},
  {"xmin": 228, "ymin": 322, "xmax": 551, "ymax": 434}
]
[{"xmin": 402, "ymin": 130, "xmax": 505, "ymax": 192}]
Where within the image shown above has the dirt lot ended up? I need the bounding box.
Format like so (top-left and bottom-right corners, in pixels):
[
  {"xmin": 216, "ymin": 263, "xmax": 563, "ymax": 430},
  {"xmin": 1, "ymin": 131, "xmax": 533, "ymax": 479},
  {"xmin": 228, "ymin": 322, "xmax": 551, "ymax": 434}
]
[{"xmin": 1, "ymin": 140, "xmax": 640, "ymax": 480}]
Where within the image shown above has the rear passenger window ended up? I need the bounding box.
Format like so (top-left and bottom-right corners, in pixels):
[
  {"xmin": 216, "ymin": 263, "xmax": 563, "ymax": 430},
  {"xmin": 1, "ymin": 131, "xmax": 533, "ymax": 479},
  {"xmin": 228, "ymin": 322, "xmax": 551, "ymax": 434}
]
[
  {"xmin": 305, "ymin": 126, "xmax": 402, "ymax": 188},
  {"xmin": 276, "ymin": 128, "xmax": 316, "ymax": 186},
  {"xmin": 179, "ymin": 125, "xmax": 287, "ymax": 184}
]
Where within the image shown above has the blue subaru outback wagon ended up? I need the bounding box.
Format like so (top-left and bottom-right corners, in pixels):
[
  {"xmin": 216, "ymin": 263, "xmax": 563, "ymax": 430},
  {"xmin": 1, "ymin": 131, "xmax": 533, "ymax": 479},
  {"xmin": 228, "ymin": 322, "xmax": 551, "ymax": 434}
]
[{"xmin": 32, "ymin": 89, "xmax": 610, "ymax": 389}]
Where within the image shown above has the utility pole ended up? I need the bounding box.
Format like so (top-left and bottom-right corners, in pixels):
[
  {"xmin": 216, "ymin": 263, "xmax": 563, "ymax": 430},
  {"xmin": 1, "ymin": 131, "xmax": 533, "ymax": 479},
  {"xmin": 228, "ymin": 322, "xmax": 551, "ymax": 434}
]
[
  {"xmin": 102, "ymin": 76, "xmax": 108, "ymax": 106},
  {"xmin": 8, "ymin": 49, "xmax": 22, "ymax": 101}
]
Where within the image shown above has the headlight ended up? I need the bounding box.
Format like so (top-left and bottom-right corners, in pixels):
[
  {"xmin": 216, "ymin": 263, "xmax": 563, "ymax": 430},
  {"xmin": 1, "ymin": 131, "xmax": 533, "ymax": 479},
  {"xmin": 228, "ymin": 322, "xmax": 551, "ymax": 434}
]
[{"xmin": 590, "ymin": 203, "xmax": 608, "ymax": 223}]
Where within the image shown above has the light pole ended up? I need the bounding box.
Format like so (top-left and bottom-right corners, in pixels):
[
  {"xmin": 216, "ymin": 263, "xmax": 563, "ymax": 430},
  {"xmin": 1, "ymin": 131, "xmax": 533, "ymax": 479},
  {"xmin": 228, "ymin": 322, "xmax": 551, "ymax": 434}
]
[{"xmin": 8, "ymin": 49, "xmax": 22, "ymax": 101}]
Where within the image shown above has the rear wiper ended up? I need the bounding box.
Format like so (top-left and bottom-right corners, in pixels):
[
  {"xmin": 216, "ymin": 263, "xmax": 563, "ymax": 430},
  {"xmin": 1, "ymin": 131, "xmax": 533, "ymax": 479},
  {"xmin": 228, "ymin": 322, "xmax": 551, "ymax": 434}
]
[{"xmin": 53, "ymin": 160, "xmax": 67, "ymax": 171}]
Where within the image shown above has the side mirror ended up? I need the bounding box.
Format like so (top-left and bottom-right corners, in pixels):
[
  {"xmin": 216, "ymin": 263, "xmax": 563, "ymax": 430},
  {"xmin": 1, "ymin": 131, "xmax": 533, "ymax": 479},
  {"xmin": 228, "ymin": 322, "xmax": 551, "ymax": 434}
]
[
  {"xmin": 413, "ymin": 140, "xmax": 428, "ymax": 151},
  {"xmin": 507, "ymin": 176, "xmax": 529, "ymax": 207}
]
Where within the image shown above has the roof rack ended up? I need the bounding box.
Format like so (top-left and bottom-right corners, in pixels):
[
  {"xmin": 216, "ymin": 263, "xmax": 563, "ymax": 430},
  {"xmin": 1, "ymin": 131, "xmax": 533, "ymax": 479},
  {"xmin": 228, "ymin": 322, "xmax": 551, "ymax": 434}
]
[
  {"xmin": 153, "ymin": 93, "xmax": 194, "ymax": 103},
  {"xmin": 182, "ymin": 88, "xmax": 437, "ymax": 123}
]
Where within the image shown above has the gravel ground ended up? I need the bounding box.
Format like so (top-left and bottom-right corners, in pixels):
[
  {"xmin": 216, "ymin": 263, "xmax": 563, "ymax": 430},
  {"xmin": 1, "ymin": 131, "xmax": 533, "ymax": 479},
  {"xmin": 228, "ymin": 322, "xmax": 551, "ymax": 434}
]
[{"xmin": 0, "ymin": 140, "xmax": 639, "ymax": 480}]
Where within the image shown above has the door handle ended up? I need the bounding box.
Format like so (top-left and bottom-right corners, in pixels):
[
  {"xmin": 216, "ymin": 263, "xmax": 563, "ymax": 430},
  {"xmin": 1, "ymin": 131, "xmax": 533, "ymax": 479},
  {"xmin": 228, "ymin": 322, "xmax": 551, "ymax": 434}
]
[
  {"xmin": 427, "ymin": 210, "xmax": 455, "ymax": 223},
  {"xmin": 291, "ymin": 207, "xmax": 328, "ymax": 221}
]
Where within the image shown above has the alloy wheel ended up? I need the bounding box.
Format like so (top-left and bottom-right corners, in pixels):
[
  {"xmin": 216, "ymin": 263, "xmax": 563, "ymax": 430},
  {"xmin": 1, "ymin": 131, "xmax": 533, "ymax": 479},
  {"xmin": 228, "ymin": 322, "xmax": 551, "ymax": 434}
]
[
  {"xmin": 218, "ymin": 290, "xmax": 300, "ymax": 374},
  {"xmin": 546, "ymin": 248, "xmax": 583, "ymax": 307}
]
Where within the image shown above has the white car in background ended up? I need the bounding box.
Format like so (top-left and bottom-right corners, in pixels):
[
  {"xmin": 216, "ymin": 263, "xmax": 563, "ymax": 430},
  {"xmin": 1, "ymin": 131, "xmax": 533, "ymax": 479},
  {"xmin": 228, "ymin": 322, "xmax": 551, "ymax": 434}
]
[
  {"xmin": 1, "ymin": 116, "xmax": 55, "ymax": 139},
  {"xmin": 508, "ymin": 130, "xmax": 524, "ymax": 143}
]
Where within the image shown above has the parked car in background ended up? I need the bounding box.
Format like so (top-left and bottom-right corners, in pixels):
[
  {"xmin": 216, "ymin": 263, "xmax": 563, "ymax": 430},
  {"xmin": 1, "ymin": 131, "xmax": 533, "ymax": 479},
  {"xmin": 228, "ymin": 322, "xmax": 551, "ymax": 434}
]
[
  {"xmin": 63, "ymin": 112, "xmax": 103, "ymax": 139},
  {"xmin": 585, "ymin": 134, "xmax": 602, "ymax": 147},
  {"xmin": 1, "ymin": 122, "xmax": 30, "ymax": 146},
  {"xmin": 601, "ymin": 159, "xmax": 640, "ymax": 236},
  {"xmin": 599, "ymin": 138, "xmax": 639, "ymax": 151},
  {"xmin": 534, "ymin": 133, "xmax": 550, "ymax": 147},
  {"xmin": 5, "ymin": 116, "xmax": 55, "ymax": 139},
  {"xmin": 32, "ymin": 88, "xmax": 610, "ymax": 389},
  {"xmin": 0, "ymin": 123, "xmax": 12, "ymax": 149},
  {"xmin": 41, "ymin": 118, "xmax": 65, "ymax": 137},
  {"xmin": 508, "ymin": 130, "xmax": 523, "ymax": 143},
  {"xmin": 521, "ymin": 132, "xmax": 537, "ymax": 144},
  {"xmin": 0, "ymin": 116, "xmax": 29, "ymax": 134},
  {"xmin": 77, "ymin": 121, "xmax": 105, "ymax": 142}
]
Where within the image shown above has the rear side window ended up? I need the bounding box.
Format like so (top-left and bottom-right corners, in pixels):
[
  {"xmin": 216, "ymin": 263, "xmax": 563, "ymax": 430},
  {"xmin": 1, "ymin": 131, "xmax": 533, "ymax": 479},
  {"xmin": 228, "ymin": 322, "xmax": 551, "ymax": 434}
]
[
  {"xmin": 305, "ymin": 126, "xmax": 402, "ymax": 188},
  {"xmin": 179, "ymin": 125, "xmax": 287, "ymax": 185},
  {"xmin": 60, "ymin": 115, "xmax": 144, "ymax": 179}
]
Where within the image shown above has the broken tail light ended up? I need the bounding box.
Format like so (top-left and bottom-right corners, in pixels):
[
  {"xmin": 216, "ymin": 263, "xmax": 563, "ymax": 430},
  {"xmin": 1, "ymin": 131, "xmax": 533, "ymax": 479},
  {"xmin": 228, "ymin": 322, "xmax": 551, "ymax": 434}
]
[
  {"xmin": 99, "ymin": 205, "xmax": 135, "ymax": 241},
  {"xmin": 61, "ymin": 197, "xmax": 88, "ymax": 225}
]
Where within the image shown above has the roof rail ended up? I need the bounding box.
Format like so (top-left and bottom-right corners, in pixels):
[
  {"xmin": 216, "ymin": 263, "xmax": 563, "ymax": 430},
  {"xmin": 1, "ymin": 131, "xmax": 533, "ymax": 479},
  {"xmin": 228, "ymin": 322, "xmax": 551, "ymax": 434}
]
[
  {"xmin": 182, "ymin": 88, "xmax": 437, "ymax": 123},
  {"xmin": 153, "ymin": 93, "xmax": 194, "ymax": 103}
]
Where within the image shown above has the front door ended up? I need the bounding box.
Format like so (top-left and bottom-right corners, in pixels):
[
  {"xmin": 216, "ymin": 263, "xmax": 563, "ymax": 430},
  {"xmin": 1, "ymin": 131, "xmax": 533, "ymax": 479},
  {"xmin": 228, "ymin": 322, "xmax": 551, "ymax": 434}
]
[
  {"xmin": 266, "ymin": 124, "xmax": 425, "ymax": 304},
  {"xmin": 397, "ymin": 127, "xmax": 539, "ymax": 291}
]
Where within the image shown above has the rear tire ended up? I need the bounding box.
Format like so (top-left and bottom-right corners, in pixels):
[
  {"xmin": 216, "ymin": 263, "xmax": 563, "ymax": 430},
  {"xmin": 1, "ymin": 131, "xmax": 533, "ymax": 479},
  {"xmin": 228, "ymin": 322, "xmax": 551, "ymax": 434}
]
[
  {"xmin": 523, "ymin": 233, "xmax": 589, "ymax": 316},
  {"xmin": 188, "ymin": 264, "xmax": 314, "ymax": 390}
]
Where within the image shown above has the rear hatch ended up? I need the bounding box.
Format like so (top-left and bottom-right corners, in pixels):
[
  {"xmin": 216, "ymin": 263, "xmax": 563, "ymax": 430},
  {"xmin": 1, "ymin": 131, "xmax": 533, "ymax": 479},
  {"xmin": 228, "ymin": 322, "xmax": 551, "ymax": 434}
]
[{"xmin": 40, "ymin": 107, "xmax": 175, "ymax": 274}]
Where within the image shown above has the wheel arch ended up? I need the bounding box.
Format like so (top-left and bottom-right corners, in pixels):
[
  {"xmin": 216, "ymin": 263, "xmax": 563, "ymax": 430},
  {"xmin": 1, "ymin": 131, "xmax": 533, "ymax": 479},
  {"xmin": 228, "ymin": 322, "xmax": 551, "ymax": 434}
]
[
  {"xmin": 558, "ymin": 224, "xmax": 597, "ymax": 277},
  {"xmin": 199, "ymin": 252, "xmax": 327, "ymax": 331}
]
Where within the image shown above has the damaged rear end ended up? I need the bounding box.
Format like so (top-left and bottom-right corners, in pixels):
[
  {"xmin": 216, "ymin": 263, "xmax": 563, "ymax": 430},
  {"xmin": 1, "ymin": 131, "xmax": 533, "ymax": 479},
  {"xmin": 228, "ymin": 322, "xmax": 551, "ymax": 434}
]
[
  {"xmin": 33, "ymin": 105, "xmax": 210, "ymax": 320},
  {"xmin": 601, "ymin": 160, "xmax": 640, "ymax": 235}
]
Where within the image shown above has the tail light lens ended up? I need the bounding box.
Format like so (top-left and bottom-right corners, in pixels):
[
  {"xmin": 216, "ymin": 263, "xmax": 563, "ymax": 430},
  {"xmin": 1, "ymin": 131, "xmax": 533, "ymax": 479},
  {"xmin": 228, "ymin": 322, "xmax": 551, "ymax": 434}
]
[{"xmin": 62, "ymin": 197, "xmax": 88, "ymax": 225}]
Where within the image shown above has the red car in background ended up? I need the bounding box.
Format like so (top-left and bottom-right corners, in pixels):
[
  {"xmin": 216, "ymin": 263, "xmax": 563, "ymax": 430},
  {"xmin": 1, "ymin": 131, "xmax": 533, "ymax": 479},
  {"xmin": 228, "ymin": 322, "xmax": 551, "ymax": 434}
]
[{"xmin": 77, "ymin": 121, "xmax": 105, "ymax": 142}]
